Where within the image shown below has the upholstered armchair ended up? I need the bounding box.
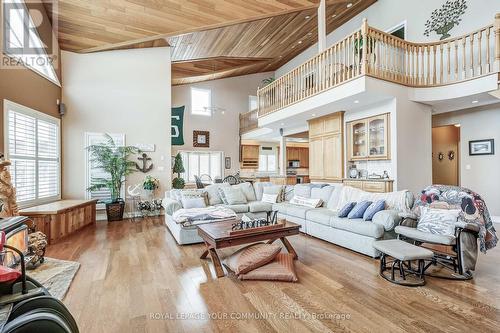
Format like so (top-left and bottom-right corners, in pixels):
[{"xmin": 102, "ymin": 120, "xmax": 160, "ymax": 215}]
[{"xmin": 395, "ymin": 185, "xmax": 497, "ymax": 280}]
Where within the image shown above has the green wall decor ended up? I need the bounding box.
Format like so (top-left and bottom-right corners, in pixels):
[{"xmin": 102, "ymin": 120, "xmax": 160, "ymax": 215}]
[
  {"xmin": 171, "ymin": 106, "xmax": 185, "ymax": 146},
  {"xmin": 424, "ymin": 0, "xmax": 467, "ymax": 40}
]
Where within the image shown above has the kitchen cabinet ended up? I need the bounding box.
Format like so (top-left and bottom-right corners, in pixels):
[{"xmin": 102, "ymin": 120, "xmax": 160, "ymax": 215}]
[
  {"xmin": 347, "ymin": 113, "xmax": 390, "ymax": 161},
  {"xmin": 308, "ymin": 112, "xmax": 344, "ymax": 182},
  {"xmin": 342, "ymin": 179, "xmax": 394, "ymax": 193},
  {"xmin": 286, "ymin": 147, "xmax": 309, "ymax": 167},
  {"xmin": 241, "ymin": 145, "xmax": 259, "ymax": 169}
]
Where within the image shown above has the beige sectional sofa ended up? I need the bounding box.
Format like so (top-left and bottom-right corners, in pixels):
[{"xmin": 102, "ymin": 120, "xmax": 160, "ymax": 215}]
[{"xmin": 163, "ymin": 182, "xmax": 413, "ymax": 257}]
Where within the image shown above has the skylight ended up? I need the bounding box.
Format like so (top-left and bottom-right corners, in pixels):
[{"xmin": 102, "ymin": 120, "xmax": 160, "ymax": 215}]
[{"xmin": 2, "ymin": 0, "xmax": 60, "ymax": 85}]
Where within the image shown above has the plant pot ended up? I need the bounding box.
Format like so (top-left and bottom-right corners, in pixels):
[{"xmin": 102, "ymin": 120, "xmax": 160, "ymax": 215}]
[
  {"xmin": 143, "ymin": 189, "xmax": 154, "ymax": 200},
  {"xmin": 106, "ymin": 200, "xmax": 125, "ymax": 222}
]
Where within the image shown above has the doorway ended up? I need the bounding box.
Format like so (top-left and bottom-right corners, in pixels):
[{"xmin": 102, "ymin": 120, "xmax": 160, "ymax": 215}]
[{"xmin": 432, "ymin": 125, "xmax": 460, "ymax": 186}]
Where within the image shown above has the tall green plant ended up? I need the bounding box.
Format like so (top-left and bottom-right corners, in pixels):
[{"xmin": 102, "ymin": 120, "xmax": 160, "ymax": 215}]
[
  {"xmin": 172, "ymin": 153, "xmax": 185, "ymax": 189},
  {"xmin": 86, "ymin": 134, "xmax": 138, "ymax": 202}
]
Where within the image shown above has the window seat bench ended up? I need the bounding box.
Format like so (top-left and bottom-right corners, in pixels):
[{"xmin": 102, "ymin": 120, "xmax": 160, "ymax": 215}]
[{"xmin": 19, "ymin": 199, "xmax": 98, "ymax": 245}]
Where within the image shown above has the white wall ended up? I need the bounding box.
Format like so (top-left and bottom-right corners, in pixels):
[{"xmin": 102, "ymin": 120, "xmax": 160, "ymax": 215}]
[
  {"xmin": 277, "ymin": 0, "xmax": 500, "ymax": 77},
  {"xmin": 61, "ymin": 48, "xmax": 172, "ymax": 199},
  {"xmin": 433, "ymin": 104, "xmax": 500, "ymax": 216},
  {"xmin": 171, "ymin": 72, "xmax": 272, "ymax": 176}
]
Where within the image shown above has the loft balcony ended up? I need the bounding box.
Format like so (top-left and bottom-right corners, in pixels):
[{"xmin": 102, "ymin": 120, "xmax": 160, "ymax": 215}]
[{"xmin": 256, "ymin": 16, "xmax": 500, "ymax": 122}]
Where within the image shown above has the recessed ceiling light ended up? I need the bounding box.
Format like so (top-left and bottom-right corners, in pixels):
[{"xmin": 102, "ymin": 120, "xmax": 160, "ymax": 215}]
[
  {"xmin": 298, "ymin": 40, "xmax": 302, "ymax": 44},
  {"xmin": 454, "ymin": 124, "xmax": 461, "ymax": 127},
  {"xmin": 305, "ymin": 15, "xmax": 310, "ymax": 19},
  {"xmin": 471, "ymin": 100, "xmax": 479, "ymax": 104},
  {"xmin": 332, "ymin": 14, "xmax": 337, "ymax": 18},
  {"xmin": 312, "ymin": 113, "xmax": 316, "ymax": 117},
  {"xmin": 347, "ymin": 3, "xmax": 353, "ymax": 8},
  {"xmin": 354, "ymin": 100, "xmax": 360, "ymax": 104},
  {"xmin": 280, "ymin": 122, "xmax": 285, "ymax": 126}
]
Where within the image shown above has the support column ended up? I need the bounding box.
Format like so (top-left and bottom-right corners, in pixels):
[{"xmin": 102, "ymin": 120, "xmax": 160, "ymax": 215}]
[
  {"xmin": 318, "ymin": 0, "xmax": 326, "ymax": 52},
  {"xmin": 495, "ymin": 13, "xmax": 500, "ymax": 71},
  {"xmin": 279, "ymin": 130, "xmax": 287, "ymax": 176}
]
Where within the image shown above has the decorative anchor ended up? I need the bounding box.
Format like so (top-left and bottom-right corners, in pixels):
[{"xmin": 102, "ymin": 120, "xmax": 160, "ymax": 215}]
[{"xmin": 135, "ymin": 153, "xmax": 153, "ymax": 173}]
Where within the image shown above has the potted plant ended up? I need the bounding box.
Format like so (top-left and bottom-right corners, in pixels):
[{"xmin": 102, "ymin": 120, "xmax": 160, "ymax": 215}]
[
  {"xmin": 86, "ymin": 134, "xmax": 138, "ymax": 221},
  {"xmin": 172, "ymin": 153, "xmax": 185, "ymax": 189},
  {"xmin": 143, "ymin": 175, "xmax": 159, "ymax": 199}
]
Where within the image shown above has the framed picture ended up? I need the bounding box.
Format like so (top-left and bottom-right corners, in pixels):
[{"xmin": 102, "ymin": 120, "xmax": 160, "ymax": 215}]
[
  {"xmin": 193, "ymin": 130, "xmax": 210, "ymax": 148},
  {"xmin": 469, "ymin": 139, "xmax": 494, "ymax": 156},
  {"xmin": 225, "ymin": 157, "xmax": 231, "ymax": 169}
]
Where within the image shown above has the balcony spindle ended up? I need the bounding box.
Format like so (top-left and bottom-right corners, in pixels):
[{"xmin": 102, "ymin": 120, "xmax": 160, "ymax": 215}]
[
  {"xmin": 478, "ymin": 31, "xmax": 482, "ymax": 75},
  {"xmin": 486, "ymin": 27, "xmax": 491, "ymax": 72},
  {"xmin": 470, "ymin": 33, "xmax": 474, "ymax": 77},
  {"xmin": 462, "ymin": 37, "xmax": 466, "ymax": 79}
]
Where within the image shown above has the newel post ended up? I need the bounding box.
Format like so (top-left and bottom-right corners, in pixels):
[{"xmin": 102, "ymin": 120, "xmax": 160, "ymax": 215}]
[
  {"xmin": 495, "ymin": 13, "xmax": 500, "ymax": 71},
  {"xmin": 361, "ymin": 18, "xmax": 369, "ymax": 74}
]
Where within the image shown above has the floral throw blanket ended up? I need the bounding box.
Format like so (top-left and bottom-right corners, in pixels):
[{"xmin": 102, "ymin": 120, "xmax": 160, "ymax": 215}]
[
  {"xmin": 413, "ymin": 185, "xmax": 498, "ymax": 253},
  {"xmin": 172, "ymin": 206, "xmax": 237, "ymax": 227}
]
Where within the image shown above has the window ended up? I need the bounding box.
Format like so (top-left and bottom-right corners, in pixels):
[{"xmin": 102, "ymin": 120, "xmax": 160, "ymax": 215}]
[
  {"xmin": 248, "ymin": 95, "xmax": 258, "ymax": 111},
  {"xmin": 180, "ymin": 151, "xmax": 223, "ymax": 182},
  {"xmin": 258, "ymin": 147, "xmax": 277, "ymax": 172},
  {"xmin": 191, "ymin": 87, "xmax": 211, "ymax": 116},
  {"xmin": 85, "ymin": 132, "xmax": 125, "ymax": 207},
  {"xmin": 4, "ymin": 100, "xmax": 60, "ymax": 207},
  {"xmin": 3, "ymin": 0, "xmax": 60, "ymax": 85}
]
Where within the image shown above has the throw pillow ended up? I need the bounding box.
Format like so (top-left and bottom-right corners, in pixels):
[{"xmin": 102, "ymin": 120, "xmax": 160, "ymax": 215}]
[
  {"xmin": 205, "ymin": 183, "xmax": 230, "ymax": 205},
  {"xmin": 338, "ymin": 202, "xmax": 356, "ymax": 218},
  {"xmin": 181, "ymin": 197, "xmax": 206, "ymax": 209},
  {"xmin": 289, "ymin": 195, "xmax": 322, "ymax": 208},
  {"xmin": 293, "ymin": 184, "xmax": 312, "ymax": 198},
  {"xmin": 219, "ymin": 187, "xmax": 247, "ymax": 205},
  {"xmin": 234, "ymin": 182, "xmax": 257, "ymax": 202},
  {"xmin": 348, "ymin": 200, "xmax": 373, "ymax": 219},
  {"xmin": 261, "ymin": 193, "xmax": 279, "ymax": 204},
  {"xmin": 417, "ymin": 207, "xmax": 461, "ymax": 237},
  {"xmin": 263, "ymin": 185, "xmax": 284, "ymax": 202},
  {"xmin": 311, "ymin": 186, "xmax": 335, "ymax": 207},
  {"xmin": 363, "ymin": 200, "xmax": 386, "ymax": 221},
  {"xmin": 181, "ymin": 190, "xmax": 209, "ymax": 206},
  {"xmin": 224, "ymin": 243, "xmax": 282, "ymax": 275},
  {"xmin": 238, "ymin": 253, "xmax": 298, "ymax": 282}
]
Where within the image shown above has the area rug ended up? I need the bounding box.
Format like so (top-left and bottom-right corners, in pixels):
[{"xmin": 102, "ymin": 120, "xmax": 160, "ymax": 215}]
[{"xmin": 27, "ymin": 257, "xmax": 80, "ymax": 300}]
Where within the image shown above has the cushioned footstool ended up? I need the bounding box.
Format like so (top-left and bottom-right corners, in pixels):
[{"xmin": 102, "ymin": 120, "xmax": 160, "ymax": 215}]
[{"xmin": 373, "ymin": 239, "xmax": 434, "ymax": 286}]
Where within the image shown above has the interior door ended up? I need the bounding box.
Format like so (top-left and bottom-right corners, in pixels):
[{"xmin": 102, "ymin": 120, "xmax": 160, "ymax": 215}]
[{"xmin": 432, "ymin": 125, "xmax": 460, "ymax": 186}]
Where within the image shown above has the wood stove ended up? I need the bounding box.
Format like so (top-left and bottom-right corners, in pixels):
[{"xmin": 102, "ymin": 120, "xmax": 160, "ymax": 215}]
[{"xmin": 0, "ymin": 216, "xmax": 29, "ymax": 268}]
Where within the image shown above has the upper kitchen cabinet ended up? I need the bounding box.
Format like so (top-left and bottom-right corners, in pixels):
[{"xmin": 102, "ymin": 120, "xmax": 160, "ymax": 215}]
[{"xmin": 347, "ymin": 113, "xmax": 390, "ymax": 161}]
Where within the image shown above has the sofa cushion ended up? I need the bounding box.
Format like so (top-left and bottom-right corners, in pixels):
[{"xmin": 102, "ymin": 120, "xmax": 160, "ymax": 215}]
[
  {"xmin": 326, "ymin": 184, "xmax": 343, "ymax": 210},
  {"xmin": 219, "ymin": 187, "xmax": 247, "ymax": 205},
  {"xmin": 181, "ymin": 197, "xmax": 206, "ymax": 209},
  {"xmin": 330, "ymin": 216, "xmax": 385, "ymax": 238},
  {"xmin": 293, "ymin": 184, "xmax": 312, "ymax": 198},
  {"xmin": 224, "ymin": 243, "xmax": 282, "ymax": 275},
  {"xmin": 253, "ymin": 182, "xmax": 273, "ymax": 201},
  {"xmin": 363, "ymin": 200, "xmax": 386, "ymax": 221},
  {"xmin": 234, "ymin": 182, "xmax": 257, "ymax": 202},
  {"xmin": 248, "ymin": 201, "xmax": 273, "ymax": 213},
  {"xmin": 348, "ymin": 200, "xmax": 372, "ymax": 219},
  {"xmin": 395, "ymin": 226, "xmax": 456, "ymax": 245},
  {"xmin": 205, "ymin": 183, "xmax": 230, "ymax": 205},
  {"xmin": 372, "ymin": 210, "xmax": 402, "ymax": 231},
  {"xmin": 306, "ymin": 208, "xmax": 337, "ymax": 226},
  {"xmin": 311, "ymin": 186, "xmax": 335, "ymax": 207},
  {"xmin": 238, "ymin": 253, "xmax": 298, "ymax": 282},
  {"xmin": 217, "ymin": 204, "xmax": 249, "ymax": 214},
  {"xmin": 272, "ymin": 202, "xmax": 312, "ymax": 219},
  {"xmin": 180, "ymin": 190, "xmax": 209, "ymax": 206},
  {"xmin": 263, "ymin": 185, "xmax": 284, "ymax": 202}
]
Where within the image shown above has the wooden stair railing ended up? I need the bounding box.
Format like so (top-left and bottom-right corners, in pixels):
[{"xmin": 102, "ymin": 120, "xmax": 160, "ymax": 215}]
[{"xmin": 257, "ymin": 15, "xmax": 500, "ymax": 118}]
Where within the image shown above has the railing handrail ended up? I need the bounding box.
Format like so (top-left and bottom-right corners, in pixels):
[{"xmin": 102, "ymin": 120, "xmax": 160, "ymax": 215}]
[{"xmin": 257, "ymin": 15, "xmax": 500, "ymax": 118}]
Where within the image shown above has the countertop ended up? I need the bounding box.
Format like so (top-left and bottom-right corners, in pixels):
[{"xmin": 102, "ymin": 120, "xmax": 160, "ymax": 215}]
[{"xmin": 343, "ymin": 178, "xmax": 394, "ymax": 182}]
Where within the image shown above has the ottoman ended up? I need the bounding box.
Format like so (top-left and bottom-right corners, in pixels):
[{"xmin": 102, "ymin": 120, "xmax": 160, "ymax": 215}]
[{"xmin": 373, "ymin": 239, "xmax": 434, "ymax": 286}]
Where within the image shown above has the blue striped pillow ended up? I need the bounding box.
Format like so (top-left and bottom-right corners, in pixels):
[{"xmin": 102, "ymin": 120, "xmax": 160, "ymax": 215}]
[
  {"xmin": 338, "ymin": 202, "xmax": 356, "ymax": 218},
  {"xmin": 348, "ymin": 200, "xmax": 372, "ymax": 219},
  {"xmin": 363, "ymin": 200, "xmax": 386, "ymax": 221}
]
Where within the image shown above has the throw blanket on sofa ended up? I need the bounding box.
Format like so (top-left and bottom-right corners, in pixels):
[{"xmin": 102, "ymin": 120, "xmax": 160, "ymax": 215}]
[
  {"xmin": 413, "ymin": 185, "xmax": 498, "ymax": 253},
  {"xmin": 172, "ymin": 206, "xmax": 237, "ymax": 227}
]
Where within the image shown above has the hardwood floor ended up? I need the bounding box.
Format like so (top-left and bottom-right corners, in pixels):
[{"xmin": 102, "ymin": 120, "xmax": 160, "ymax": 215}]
[{"xmin": 45, "ymin": 217, "xmax": 500, "ymax": 333}]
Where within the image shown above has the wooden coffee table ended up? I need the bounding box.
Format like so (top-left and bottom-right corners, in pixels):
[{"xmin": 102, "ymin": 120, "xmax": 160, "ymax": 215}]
[{"xmin": 198, "ymin": 220, "xmax": 300, "ymax": 278}]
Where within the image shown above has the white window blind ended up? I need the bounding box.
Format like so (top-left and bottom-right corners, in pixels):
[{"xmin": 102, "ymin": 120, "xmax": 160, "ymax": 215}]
[
  {"xmin": 180, "ymin": 151, "xmax": 223, "ymax": 182},
  {"xmin": 4, "ymin": 100, "xmax": 60, "ymax": 207},
  {"xmin": 85, "ymin": 133, "xmax": 125, "ymax": 205},
  {"xmin": 258, "ymin": 147, "xmax": 277, "ymax": 172},
  {"xmin": 191, "ymin": 87, "xmax": 211, "ymax": 116}
]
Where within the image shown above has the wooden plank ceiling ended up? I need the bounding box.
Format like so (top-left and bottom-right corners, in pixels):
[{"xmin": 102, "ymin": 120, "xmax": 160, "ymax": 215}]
[{"xmin": 45, "ymin": 0, "xmax": 377, "ymax": 85}]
